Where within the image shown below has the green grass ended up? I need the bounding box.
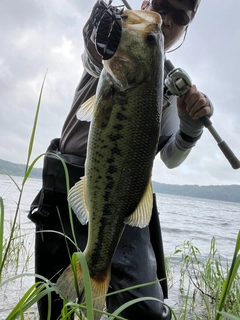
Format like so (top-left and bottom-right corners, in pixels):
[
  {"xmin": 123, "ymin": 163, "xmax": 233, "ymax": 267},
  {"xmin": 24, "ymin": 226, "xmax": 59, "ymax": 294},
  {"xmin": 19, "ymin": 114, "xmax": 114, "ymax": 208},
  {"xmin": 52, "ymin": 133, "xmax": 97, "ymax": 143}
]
[
  {"xmin": 167, "ymin": 234, "xmax": 240, "ymax": 319},
  {"xmin": 0, "ymin": 196, "xmax": 4, "ymax": 282},
  {"xmin": 216, "ymin": 231, "xmax": 240, "ymax": 320}
]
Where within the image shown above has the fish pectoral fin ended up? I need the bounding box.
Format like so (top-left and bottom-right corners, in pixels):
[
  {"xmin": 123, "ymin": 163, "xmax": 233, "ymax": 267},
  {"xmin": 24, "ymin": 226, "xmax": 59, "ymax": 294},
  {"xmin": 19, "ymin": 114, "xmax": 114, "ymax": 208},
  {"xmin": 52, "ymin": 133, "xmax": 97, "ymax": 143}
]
[
  {"xmin": 76, "ymin": 95, "xmax": 96, "ymax": 122},
  {"xmin": 68, "ymin": 177, "xmax": 89, "ymax": 225},
  {"xmin": 125, "ymin": 180, "xmax": 153, "ymax": 228}
]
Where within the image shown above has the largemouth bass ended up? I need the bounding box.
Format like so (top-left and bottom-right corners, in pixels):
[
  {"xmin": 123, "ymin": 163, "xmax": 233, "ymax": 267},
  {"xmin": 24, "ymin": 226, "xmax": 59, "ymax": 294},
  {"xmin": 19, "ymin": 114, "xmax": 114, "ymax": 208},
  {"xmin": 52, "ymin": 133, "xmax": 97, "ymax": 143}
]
[{"xmin": 57, "ymin": 9, "xmax": 164, "ymax": 319}]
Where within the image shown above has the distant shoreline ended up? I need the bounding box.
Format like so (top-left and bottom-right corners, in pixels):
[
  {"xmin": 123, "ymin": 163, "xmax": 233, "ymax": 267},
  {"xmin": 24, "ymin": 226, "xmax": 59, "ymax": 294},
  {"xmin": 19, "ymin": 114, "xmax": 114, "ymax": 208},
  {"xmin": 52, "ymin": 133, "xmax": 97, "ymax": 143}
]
[
  {"xmin": 1, "ymin": 158, "xmax": 240, "ymax": 203},
  {"xmin": 152, "ymin": 181, "xmax": 240, "ymax": 204},
  {"xmin": 0, "ymin": 158, "xmax": 42, "ymax": 179}
]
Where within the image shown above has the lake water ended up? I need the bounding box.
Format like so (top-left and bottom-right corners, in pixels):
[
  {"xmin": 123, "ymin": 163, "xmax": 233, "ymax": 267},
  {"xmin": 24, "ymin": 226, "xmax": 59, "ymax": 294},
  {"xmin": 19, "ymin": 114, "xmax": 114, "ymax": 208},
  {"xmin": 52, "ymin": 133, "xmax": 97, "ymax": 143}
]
[{"xmin": 0, "ymin": 174, "xmax": 239, "ymax": 319}]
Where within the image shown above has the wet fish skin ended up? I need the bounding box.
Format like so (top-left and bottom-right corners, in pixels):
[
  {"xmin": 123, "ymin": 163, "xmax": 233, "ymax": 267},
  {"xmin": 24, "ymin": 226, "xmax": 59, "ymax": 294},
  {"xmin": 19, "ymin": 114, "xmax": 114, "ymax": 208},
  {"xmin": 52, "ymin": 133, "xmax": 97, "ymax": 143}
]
[{"xmin": 57, "ymin": 9, "xmax": 164, "ymax": 319}]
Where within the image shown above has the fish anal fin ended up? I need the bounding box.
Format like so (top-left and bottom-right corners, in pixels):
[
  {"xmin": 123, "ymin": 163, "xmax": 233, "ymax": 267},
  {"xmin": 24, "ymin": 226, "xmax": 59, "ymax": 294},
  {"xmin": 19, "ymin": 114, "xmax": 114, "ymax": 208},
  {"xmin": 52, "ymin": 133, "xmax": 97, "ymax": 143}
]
[
  {"xmin": 57, "ymin": 260, "xmax": 82, "ymax": 302},
  {"xmin": 76, "ymin": 95, "xmax": 96, "ymax": 122},
  {"xmin": 125, "ymin": 180, "xmax": 153, "ymax": 228},
  {"xmin": 68, "ymin": 177, "xmax": 89, "ymax": 225}
]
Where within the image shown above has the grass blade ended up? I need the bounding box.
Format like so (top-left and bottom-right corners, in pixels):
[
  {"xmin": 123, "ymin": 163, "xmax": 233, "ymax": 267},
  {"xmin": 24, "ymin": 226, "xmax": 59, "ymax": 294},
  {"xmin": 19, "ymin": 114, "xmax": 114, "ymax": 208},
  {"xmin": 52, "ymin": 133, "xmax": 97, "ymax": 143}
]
[
  {"xmin": 6, "ymin": 281, "xmax": 56, "ymax": 320},
  {"xmin": 73, "ymin": 252, "xmax": 94, "ymax": 320},
  {"xmin": 46, "ymin": 151, "xmax": 78, "ymax": 248},
  {"xmin": 22, "ymin": 153, "xmax": 46, "ymax": 186},
  {"xmin": 0, "ymin": 197, "xmax": 4, "ymax": 281},
  {"xmin": 216, "ymin": 231, "xmax": 240, "ymax": 319},
  {"xmin": 0, "ymin": 171, "xmax": 21, "ymax": 192},
  {"xmin": 217, "ymin": 312, "xmax": 240, "ymax": 320},
  {"xmin": 108, "ymin": 296, "xmax": 164, "ymax": 320},
  {"xmin": 25, "ymin": 71, "xmax": 47, "ymax": 174},
  {"xmin": 0, "ymin": 74, "xmax": 47, "ymax": 276}
]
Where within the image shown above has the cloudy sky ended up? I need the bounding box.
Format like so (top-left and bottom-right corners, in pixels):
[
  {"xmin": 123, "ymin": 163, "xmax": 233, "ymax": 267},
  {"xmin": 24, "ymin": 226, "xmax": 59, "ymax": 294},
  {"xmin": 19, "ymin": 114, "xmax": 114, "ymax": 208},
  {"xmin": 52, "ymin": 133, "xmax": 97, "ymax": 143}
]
[{"xmin": 1, "ymin": 0, "xmax": 240, "ymax": 186}]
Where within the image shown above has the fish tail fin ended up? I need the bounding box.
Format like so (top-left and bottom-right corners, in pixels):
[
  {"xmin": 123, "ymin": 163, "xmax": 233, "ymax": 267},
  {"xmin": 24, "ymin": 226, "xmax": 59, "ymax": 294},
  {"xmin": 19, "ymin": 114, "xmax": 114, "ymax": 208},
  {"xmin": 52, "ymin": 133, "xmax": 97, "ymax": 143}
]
[
  {"xmin": 57, "ymin": 261, "xmax": 110, "ymax": 320},
  {"xmin": 91, "ymin": 270, "xmax": 111, "ymax": 320}
]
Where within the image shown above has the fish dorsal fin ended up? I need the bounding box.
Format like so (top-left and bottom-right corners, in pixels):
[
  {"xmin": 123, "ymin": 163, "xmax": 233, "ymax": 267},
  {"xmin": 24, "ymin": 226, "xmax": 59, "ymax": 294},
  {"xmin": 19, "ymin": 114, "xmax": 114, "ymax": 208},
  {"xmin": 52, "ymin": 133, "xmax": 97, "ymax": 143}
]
[
  {"xmin": 125, "ymin": 180, "xmax": 153, "ymax": 228},
  {"xmin": 76, "ymin": 95, "xmax": 96, "ymax": 122},
  {"xmin": 68, "ymin": 177, "xmax": 89, "ymax": 225}
]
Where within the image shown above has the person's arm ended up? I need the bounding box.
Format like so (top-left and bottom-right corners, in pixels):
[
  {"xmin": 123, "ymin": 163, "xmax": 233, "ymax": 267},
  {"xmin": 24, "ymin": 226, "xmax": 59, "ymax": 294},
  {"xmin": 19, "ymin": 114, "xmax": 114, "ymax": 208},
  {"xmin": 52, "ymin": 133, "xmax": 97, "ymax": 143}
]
[
  {"xmin": 81, "ymin": 2, "xmax": 104, "ymax": 78},
  {"xmin": 160, "ymin": 91, "xmax": 214, "ymax": 168}
]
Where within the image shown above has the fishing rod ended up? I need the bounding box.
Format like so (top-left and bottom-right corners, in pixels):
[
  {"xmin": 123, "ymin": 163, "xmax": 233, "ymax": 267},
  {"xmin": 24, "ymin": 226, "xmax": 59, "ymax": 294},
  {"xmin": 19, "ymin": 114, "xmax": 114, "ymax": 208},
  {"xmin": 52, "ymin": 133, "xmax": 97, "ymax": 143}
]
[
  {"xmin": 121, "ymin": 0, "xmax": 132, "ymax": 9},
  {"xmin": 120, "ymin": 0, "xmax": 240, "ymax": 169},
  {"xmin": 164, "ymin": 59, "xmax": 240, "ymax": 170}
]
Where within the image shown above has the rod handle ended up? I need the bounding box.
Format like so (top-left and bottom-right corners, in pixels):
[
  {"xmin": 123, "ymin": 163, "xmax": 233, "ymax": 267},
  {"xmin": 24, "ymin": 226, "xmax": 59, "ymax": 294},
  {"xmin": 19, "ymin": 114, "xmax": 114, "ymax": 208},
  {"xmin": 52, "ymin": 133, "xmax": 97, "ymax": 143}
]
[
  {"xmin": 200, "ymin": 116, "xmax": 240, "ymax": 169},
  {"xmin": 218, "ymin": 141, "xmax": 240, "ymax": 169},
  {"xmin": 200, "ymin": 115, "xmax": 212, "ymax": 128}
]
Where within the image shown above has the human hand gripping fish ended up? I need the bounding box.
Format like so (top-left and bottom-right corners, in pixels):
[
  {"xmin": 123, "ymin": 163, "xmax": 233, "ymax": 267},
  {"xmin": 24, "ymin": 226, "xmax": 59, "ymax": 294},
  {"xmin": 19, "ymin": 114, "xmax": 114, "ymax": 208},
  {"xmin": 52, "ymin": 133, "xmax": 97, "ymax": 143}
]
[{"xmin": 57, "ymin": 9, "xmax": 164, "ymax": 320}]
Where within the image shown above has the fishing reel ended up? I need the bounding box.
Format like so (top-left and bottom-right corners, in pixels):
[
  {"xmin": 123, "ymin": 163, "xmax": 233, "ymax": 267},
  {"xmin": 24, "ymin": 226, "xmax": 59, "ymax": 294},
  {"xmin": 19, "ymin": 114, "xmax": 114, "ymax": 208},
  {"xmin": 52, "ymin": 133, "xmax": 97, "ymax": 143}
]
[
  {"xmin": 164, "ymin": 67, "xmax": 192, "ymax": 97},
  {"xmin": 85, "ymin": 0, "xmax": 123, "ymax": 60},
  {"xmin": 164, "ymin": 60, "xmax": 192, "ymax": 99}
]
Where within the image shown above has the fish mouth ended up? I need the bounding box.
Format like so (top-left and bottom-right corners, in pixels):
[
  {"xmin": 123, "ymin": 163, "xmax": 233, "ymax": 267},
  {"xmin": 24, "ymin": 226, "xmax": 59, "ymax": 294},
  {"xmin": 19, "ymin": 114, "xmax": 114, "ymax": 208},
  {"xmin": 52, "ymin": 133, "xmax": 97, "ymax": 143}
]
[
  {"xmin": 103, "ymin": 54, "xmax": 131, "ymax": 70},
  {"xmin": 103, "ymin": 55, "xmax": 133, "ymax": 88},
  {"xmin": 122, "ymin": 9, "xmax": 162, "ymax": 31},
  {"xmin": 103, "ymin": 9, "xmax": 164, "ymax": 89},
  {"xmin": 111, "ymin": 54, "xmax": 131, "ymax": 63}
]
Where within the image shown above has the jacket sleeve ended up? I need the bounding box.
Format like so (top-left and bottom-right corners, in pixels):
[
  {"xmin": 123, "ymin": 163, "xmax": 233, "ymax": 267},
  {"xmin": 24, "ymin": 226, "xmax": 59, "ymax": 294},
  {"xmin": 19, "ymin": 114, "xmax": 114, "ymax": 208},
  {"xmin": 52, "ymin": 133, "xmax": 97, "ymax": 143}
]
[
  {"xmin": 80, "ymin": 2, "xmax": 104, "ymax": 78},
  {"xmin": 81, "ymin": 49, "xmax": 103, "ymax": 78},
  {"xmin": 160, "ymin": 95, "xmax": 213, "ymax": 168}
]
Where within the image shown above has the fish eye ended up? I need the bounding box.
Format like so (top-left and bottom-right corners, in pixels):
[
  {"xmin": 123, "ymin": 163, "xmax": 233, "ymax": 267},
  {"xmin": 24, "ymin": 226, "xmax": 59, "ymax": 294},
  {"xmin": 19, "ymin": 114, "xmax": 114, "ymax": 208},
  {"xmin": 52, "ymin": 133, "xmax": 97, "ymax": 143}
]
[{"xmin": 146, "ymin": 32, "xmax": 157, "ymax": 44}]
